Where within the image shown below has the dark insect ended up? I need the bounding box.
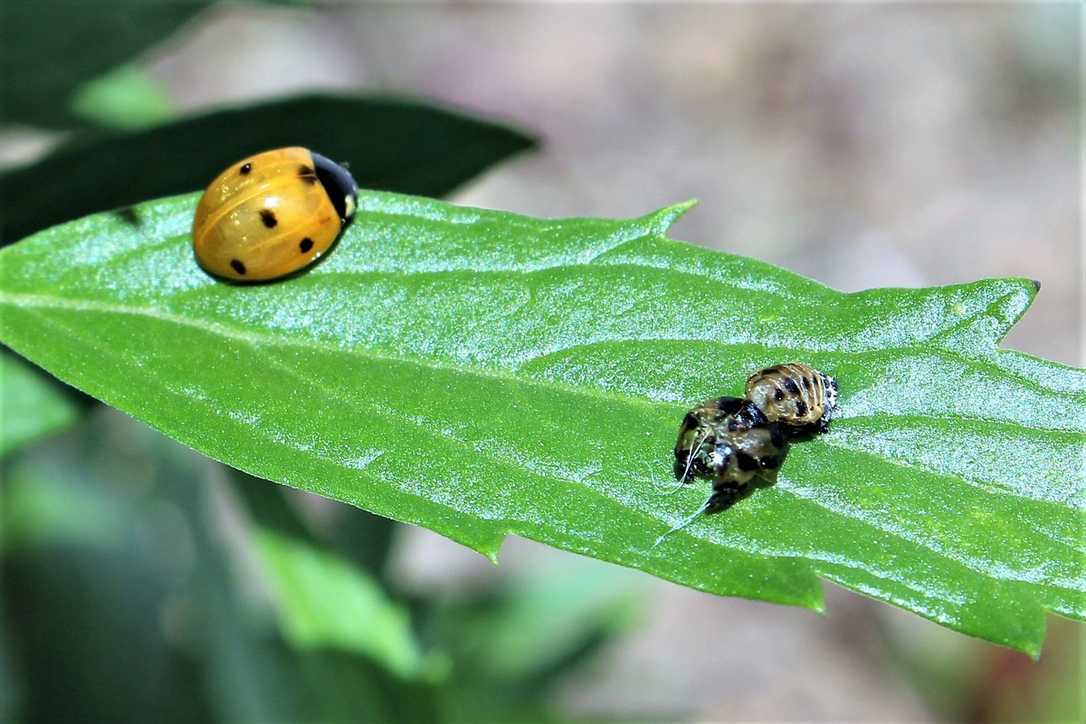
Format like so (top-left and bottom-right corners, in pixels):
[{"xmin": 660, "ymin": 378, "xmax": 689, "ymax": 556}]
[
  {"xmin": 655, "ymin": 363, "xmax": 837, "ymax": 546},
  {"xmin": 745, "ymin": 362, "xmax": 838, "ymax": 434}
]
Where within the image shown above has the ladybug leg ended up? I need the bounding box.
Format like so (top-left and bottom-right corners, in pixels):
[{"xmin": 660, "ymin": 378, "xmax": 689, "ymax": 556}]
[
  {"xmin": 705, "ymin": 484, "xmax": 742, "ymax": 513},
  {"xmin": 648, "ymin": 464, "xmax": 688, "ymax": 497},
  {"xmin": 652, "ymin": 484, "xmax": 745, "ymax": 548}
]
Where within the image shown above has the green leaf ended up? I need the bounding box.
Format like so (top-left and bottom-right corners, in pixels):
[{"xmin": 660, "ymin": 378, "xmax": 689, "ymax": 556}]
[
  {"xmin": 0, "ymin": 353, "xmax": 79, "ymax": 458},
  {"xmin": 432, "ymin": 559, "xmax": 644, "ymax": 682},
  {"xmin": 251, "ymin": 529, "xmax": 427, "ymax": 678},
  {"xmin": 229, "ymin": 472, "xmax": 429, "ymax": 679},
  {"xmin": 0, "ymin": 464, "xmax": 125, "ymax": 552},
  {"xmin": 0, "ymin": 191, "xmax": 1082, "ymax": 656},
  {"xmin": 0, "ymin": 93, "xmax": 536, "ymax": 245},
  {"xmin": 0, "ymin": 0, "xmax": 208, "ymax": 128},
  {"xmin": 69, "ymin": 64, "xmax": 174, "ymax": 131}
]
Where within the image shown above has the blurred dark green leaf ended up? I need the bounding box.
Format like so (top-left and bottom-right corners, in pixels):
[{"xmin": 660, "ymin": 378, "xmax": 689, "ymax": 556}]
[
  {"xmin": 0, "ymin": 353, "xmax": 79, "ymax": 458},
  {"xmin": 0, "ymin": 93, "xmax": 536, "ymax": 244},
  {"xmin": 0, "ymin": 0, "xmax": 208, "ymax": 128},
  {"xmin": 0, "ymin": 191, "xmax": 1082, "ymax": 657}
]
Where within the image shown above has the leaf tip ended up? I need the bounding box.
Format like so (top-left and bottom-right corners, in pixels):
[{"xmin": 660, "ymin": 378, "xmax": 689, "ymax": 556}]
[
  {"xmin": 646, "ymin": 199, "xmax": 698, "ymax": 236},
  {"xmin": 466, "ymin": 529, "xmax": 506, "ymax": 566}
]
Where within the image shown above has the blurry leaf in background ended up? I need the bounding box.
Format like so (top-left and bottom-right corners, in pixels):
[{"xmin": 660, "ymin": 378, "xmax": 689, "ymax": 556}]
[
  {"xmin": 251, "ymin": 529, "xmax": 425, "ymax": 677},
  {"xmin": 0, "ymin": 463, "xmax": 124, "ymax": 552},
  {"xmin": 2, "ymin": 190, "xmax": 1081, "ymax": 656},
  {"xmin": 230, "ymin": 472, "xmax": 431, "ymax": 680},
  {"xmin": 69, "ymin": 64, "xmax": 175, "ymax": 131},
  {"xmin": 421, "ymin": 559, "xmax": 645, "ymax": 723},
  {"xmin": 0, "ymin": 353, "xmax": 79, "ymax": 458},
  {"xmin": 0, "ymin": 411, "xmax": 213, "ymax": 723},
  {"xmin": 431, "ymin": 561, "xmax": 644, "ymax": 684},
  {"xmin": 1, "ymin": 405, "xmax": 619, "ymax": 723},
  {"xmin": 0, "ymin": 617, "xmax": 18, "ymax": 724},
  {"xmin": 0, "ymin": 0, "xmax": 208, "ymax": 129},
  {"xmin": 0, "ymin": 93, "xmax": 536, "ymax": 245},
  {"xmin": 0, "ymin": 407, "xmax": 443, "ymax": 723},
  {"xmin": 253, "ymin": 529, "xmax": 428, "ymax": 678}
]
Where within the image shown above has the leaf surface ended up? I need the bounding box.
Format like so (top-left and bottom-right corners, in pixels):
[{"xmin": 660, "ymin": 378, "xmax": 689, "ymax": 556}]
[{"xmin": 0, "ymin": 191, "xmax": 1082, "ymax": 655}]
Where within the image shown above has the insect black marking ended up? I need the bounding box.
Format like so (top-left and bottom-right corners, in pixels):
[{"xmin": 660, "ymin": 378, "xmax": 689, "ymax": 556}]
[
  {"xmin": 715, "ymin": 397, "xmax": 744, "ymax": 414},
  {"xmin": 760, "ymin": 456, "xmax": 783, "ymax": 470},
  {"xmin": 794, "ymin": 400, "xmax": 808, "ymax": 417},
  {"xmin": 782, "ymin": 377, "xmax": 801, "ymax": 395},
  {"xmin": 735, "ymin": 452, "xmax": 759, "ymax": 471},
  {"xmin": 240, "ymin": 163, "xmax": 252, "ymax": 175},
  {"xmin": 298, "ymin": 165, "xmax": 317, "ymax": 184},
  {"xmin": 802, "ymin": 377, "xmax": 812, "ymax": 390},
  {"xmin": 773, "ymin": 388, "xmax": 785, "ymax": 401},
  {"xmin": 299, "ymin": 237, "xmax": 314, "ymax": 253},
  {"xmin": 260, "ymin": 209, "xmax": 278, "ymax": 228},
  {"xmin": 230, "ymin": 259, "xmax": 247, "ymax": 275}
]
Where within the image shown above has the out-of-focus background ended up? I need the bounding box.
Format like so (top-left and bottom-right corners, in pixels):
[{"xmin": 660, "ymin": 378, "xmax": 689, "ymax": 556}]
[{"xmin": 1, "ymin": 3, "xmax": 1082, "ymax": 722}]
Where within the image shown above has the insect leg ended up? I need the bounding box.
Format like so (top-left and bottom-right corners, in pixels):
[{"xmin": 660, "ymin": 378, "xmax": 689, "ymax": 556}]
[
  {"xmin": 651, "ymin": 490, "xmax": 716, "ymax": 548},
  {"xmin": 644, "ymin": 462, "xmax": 688, "ymax": 496},
  {"xmin": 705, "ymin": 485, "xmax": 741, "ymax": 513}
]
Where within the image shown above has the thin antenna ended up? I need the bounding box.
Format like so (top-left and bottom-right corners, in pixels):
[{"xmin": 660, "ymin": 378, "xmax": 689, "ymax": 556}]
[
  {"xmin": 652, "ymin": 491, "xmax": 716, "ymax": 548},
  {"xmin": 678, "ymin": 430, "xmax": 709, "ymax": 485},
  {"xmin": 648, "ymin": 468, "xmax": 688, "ymax": 497}
]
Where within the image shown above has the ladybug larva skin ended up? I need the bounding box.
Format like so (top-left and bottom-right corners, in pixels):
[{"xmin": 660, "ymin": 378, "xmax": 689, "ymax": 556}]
[
  {"xmin": 672, "ymin": 396, "xmax": 788, "ymax": 512},
  {"xmin": 192, "ymin": 147, "xmax": 358, "ymax": 281},
  {"xmin": 745, "ymin": 362, "xmax": 838, "ymax": 433},
  {"xmin": 655, "ymin": 363, "xmax": 840, "ymax": 545}
]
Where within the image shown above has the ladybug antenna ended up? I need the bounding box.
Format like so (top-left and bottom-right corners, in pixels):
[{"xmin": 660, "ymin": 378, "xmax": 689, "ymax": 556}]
[
  {"xmin": 678, "ymin": 430, "xmax": 709, "ymax": 485},
  {"xmin": 652, "ymin": 491, "xmax": 715, "ymax": 548},
  {"xmin": 651, "ymin": 474, "xmax": 689, "ymax": 497}
]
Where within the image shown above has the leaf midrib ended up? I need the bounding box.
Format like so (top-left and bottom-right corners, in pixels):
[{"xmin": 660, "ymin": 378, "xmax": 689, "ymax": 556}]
[{"xmin": 5, "ymin": 289, "xmax": 1079, "ymax": 434}]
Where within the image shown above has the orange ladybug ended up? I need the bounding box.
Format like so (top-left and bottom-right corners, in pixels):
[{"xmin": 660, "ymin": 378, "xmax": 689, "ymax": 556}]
[{"xmin": 192, "ymin": 147, "xmax": 357, "ymax": 281}]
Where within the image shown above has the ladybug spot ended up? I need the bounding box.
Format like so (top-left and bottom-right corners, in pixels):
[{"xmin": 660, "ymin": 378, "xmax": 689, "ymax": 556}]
[
  {"xmin": 240, "ymin": 162, "xmax": 252, "ymax": 175},
  {"xmin": 298, "ymin": 165, "xmax": 317, "ymax": 184},
  {"xmin": 299, "ymin": 237, "xmax": 314, "ymax": 253},
  {"xmin": 259, "ymin": 209, "xmax": 278, "ymax": 228},
  {"xmin": 230, "ymin": 259, "xmax": 247, "ymax": 275}
]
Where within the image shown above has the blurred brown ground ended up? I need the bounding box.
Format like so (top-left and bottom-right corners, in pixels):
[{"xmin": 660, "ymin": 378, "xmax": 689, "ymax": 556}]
[{"xmin": 8, "ymin": 3, "xmax": 1083, "ymax": 721}]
